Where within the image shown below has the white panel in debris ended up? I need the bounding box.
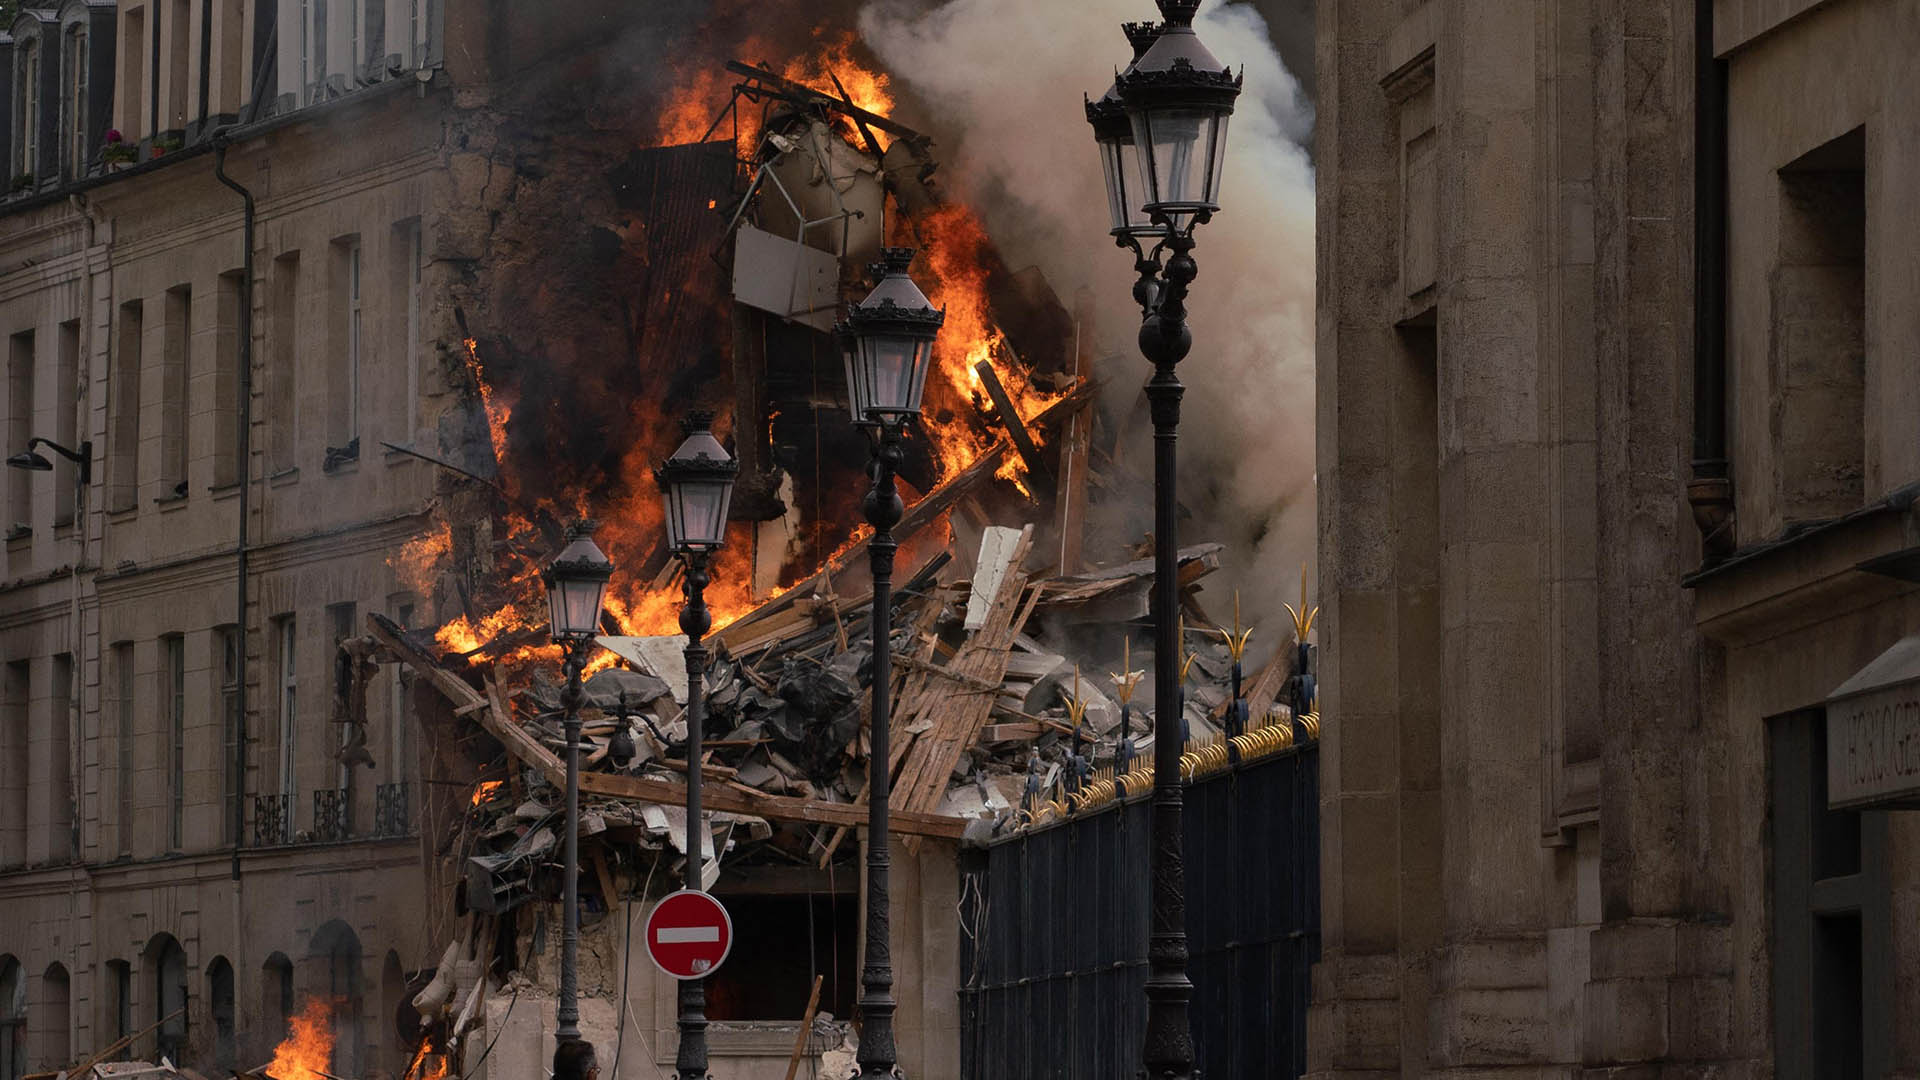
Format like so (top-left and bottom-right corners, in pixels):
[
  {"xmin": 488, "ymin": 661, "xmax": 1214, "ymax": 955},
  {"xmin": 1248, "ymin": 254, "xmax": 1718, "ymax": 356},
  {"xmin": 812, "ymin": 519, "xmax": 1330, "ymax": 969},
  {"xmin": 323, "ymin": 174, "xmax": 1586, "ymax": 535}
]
[
  {"xmin": 597, "ymin": 635, "xmax": 691, "ymax": 703},
  {"xmin": 732, "ymin": 224, "xmax": 841, "ymax": 332},
  {"xmin": 965, "ymin": 526, "xmax": 1025, "ymax": 631}
]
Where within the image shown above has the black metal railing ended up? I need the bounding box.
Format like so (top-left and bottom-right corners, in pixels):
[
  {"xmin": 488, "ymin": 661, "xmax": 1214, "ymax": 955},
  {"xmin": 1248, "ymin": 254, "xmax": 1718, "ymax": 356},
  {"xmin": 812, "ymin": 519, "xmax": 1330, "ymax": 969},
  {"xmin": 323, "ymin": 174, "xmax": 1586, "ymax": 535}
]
[
  {"xmin": 959, "ymin": 743, "xmax": 1320, "ymax": 1080},
  {"xmin": 312, "ymin": 788, "xmax": 351, "ymax": 843},
  {"xmin": 375, "ymin": 782, "xmax": 412, "ymax": 837},
  {"xmin": 253, "ymin": 793, "xmax": 292, "ymax": 846}
]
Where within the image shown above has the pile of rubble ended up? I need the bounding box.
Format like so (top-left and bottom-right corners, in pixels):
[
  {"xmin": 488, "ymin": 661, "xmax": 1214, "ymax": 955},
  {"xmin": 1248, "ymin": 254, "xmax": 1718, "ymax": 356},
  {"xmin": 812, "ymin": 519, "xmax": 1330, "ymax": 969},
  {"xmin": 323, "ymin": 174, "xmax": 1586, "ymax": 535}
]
[{"xmin": 370, "ymin": 506, "xmax": 1314, "ymax": 903}]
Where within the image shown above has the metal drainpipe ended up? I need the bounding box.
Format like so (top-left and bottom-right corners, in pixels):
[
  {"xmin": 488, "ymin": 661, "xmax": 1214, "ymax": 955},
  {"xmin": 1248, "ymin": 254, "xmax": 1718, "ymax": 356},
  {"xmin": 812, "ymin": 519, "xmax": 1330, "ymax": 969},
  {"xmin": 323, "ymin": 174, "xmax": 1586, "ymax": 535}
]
[
  {"xmin": 213, "ymin": 131, "xmax": 254, "ymax": 881},
  {"xmin": 1688, "ymin": 0, "xmax": 1733, "ymax": 555}
]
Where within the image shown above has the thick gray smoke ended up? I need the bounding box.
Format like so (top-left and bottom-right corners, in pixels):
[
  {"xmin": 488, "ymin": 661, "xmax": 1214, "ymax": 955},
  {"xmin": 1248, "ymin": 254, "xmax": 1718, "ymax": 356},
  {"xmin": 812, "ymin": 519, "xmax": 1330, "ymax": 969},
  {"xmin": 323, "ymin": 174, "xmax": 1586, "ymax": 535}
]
[{"xmin": 860, "ymin": 0, "xmax": 1317, "ymax": 648}]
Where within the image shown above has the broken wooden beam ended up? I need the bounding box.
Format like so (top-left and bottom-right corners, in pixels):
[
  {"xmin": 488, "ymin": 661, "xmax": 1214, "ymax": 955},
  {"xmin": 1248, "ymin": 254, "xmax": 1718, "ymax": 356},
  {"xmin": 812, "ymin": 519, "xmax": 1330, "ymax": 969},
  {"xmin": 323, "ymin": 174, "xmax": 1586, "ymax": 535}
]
[
  {"xmin": 974, "ymin": 358, "xmax": 1050, "ymax": 493},
  {"xmin": 727, "ymin": 60, "xmax": 926, "ymax": 141},
  {"xmin": 576, "ymin": 770, "xmax": 966, "ymax": 839}
]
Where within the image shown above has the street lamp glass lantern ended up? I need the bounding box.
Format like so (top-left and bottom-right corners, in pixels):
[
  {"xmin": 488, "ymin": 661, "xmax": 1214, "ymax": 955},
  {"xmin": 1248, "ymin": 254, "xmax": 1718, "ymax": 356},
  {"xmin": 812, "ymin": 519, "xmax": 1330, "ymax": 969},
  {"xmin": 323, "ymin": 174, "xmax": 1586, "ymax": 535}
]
[
  {"xmin": 835, "ymin": 247, "xmax": 944, "ymax": 425},
  {"xmin": 1115, "ymin": 3, "xmax": 1242, "ymax": 232},
  {"xmin": 544, "ymin": 524, "xmax": 614, "ymax": 642},
  {"xmin": 654, "ymin": 412, "xmax": 739, "ymax": 554},
  {"xmin": 1086, "ymin": 23, "xmax": 1166, "ymax": 239}
]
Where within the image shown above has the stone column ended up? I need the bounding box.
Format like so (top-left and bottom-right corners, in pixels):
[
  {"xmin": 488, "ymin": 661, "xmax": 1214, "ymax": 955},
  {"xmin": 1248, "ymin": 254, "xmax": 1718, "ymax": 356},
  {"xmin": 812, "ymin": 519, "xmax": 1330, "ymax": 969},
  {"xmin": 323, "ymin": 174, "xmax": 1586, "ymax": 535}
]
[{"xmin": 1583, "ymin": 0, "xmax": 1733, "ymax": 1069}]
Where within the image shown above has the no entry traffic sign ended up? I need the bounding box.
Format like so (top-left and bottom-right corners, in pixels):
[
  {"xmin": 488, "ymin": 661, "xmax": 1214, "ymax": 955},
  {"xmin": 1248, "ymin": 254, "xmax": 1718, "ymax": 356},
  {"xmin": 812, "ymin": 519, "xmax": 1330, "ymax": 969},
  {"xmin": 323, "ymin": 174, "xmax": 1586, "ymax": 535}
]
[{"xmin": 644, "ymin": 889, "xmax": 733, "ymax": 980}]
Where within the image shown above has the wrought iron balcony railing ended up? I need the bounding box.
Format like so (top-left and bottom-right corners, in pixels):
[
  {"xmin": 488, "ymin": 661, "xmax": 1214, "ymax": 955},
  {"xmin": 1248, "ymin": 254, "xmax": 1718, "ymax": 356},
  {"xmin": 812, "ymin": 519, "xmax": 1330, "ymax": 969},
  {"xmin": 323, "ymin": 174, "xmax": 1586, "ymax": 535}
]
[
  {"xmin": 375, "ymin": 782, "xmax": 412, "ymax": 838},
  {"xmin": 312, "ymin": 788, "xmax": 352, "ymax": 843},
  {"xmin": 253, "ymin": 793, "xmax": 292, "ymax": 847}
]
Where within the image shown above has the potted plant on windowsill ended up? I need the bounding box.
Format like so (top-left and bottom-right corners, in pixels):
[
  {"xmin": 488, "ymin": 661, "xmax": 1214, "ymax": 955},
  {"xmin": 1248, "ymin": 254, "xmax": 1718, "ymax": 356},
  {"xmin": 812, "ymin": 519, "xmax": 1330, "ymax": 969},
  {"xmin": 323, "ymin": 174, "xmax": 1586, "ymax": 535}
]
[
  {"xmin": 102, "ymin": 130, "xmax": 135, "ymax": 171},
  {"xmin": 152, "ymin": 132, "xmax": 184, "ymax": 158},
  {"xmin": 10, "ymin": 173, "xmax": 34, "ymax": 194}
]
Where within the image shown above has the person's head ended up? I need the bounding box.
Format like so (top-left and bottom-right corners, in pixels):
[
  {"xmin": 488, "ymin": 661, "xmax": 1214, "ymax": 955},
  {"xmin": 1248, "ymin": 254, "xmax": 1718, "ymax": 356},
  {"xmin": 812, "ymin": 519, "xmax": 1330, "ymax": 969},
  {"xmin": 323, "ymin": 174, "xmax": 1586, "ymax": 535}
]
[{"xmin": 553, "ymin": 1039, "xmax": 598, "ymax": 1080}]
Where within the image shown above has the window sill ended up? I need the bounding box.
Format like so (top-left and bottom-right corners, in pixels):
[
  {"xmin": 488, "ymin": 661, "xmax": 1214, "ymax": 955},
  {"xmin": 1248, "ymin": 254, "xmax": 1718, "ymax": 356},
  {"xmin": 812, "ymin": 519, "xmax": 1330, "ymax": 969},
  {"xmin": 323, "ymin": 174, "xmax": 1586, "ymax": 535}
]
[
  {"xmin": 269, "ymin": 467, "xmax": 300, "ymax": 489},
  {"xmin": 383, "ymin": 442, "xmax": 418, "ymax": 467},
  {"xmin": 4, "ymin": 525, "xmax": 29, "ymax": 548},
  {"xmin": 324, "ymin": 438, "xmax": 362, "ymax": 474},
  {"xmin": 154, "ymin": 492, "xmax": 189, "ymax": 512},
  {"xmin": 210, "ymin": 482, "xmax": 241, "ymax": 502},
  {"xmin": 106, "ymin": 504, "xmax": 137, "ymax": 522}
]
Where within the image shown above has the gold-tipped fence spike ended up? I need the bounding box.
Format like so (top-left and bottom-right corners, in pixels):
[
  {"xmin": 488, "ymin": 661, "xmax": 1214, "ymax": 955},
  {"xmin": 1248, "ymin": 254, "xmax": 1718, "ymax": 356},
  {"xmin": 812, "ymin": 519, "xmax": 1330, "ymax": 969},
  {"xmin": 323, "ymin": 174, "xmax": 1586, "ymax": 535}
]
[{"xmin": 1214, "ymin": 590, "xmax": 1255, "ymax": 662}]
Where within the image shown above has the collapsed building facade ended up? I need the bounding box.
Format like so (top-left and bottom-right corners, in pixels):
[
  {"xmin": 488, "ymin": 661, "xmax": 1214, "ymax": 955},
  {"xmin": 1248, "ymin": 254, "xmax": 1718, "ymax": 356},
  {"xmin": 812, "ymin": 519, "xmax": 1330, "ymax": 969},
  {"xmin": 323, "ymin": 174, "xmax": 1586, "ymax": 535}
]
[{"xmin": 0, "ymin": 3, "xmax": 1317, "ymax": 1079}]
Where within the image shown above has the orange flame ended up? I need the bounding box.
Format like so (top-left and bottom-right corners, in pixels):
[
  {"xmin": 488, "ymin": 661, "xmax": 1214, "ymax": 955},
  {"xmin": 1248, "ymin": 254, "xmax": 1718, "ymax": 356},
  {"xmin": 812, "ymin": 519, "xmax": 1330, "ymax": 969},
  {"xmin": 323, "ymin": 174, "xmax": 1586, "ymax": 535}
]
[
  {"xmin": 914, "ymin": 203, "xmax": 1065, "ymax": 489},
  {"xmin": 653, "ymin": 29, "xmax": 894, "ymax": 155},
  {"xmin": 392, "ymin": 522, "xmax": 452, "ymax": 597},
  {"xmin": 402, "ymin": 1040, "xmax": 452, "ymax": 1080},
  {"xmin": 463, "ymin": 338, "xmax": 512, "ymax": 473},
  {"xmin": 404, "ymin": 33, "xmax": 1060, "ymax": 682},
  {"xmin": 266, "ymin": 998, "xmax": 336, "ymax": 1080},
  {"xmin": 471, "ymin": 779, "xmax": 505, "ymax": 807}
]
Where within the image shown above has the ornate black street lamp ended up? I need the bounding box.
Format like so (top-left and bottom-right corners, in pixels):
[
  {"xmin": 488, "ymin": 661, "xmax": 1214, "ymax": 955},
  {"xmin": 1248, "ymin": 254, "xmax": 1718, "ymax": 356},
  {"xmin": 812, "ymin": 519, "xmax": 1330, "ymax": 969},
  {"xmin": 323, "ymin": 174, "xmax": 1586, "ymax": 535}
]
[
  {"xmin": 835, "ymin": 247, "xmax": 943, "ymax": 1079},
  {"xmin": 654, "ymin": 411, "xmax": 739, "ymax": 1080},
  {"xmin": 544, "ymin": 522, "xmax": 613, "ymax": 1049},
  {"xmin": 1086, "ymin": 3, "xmax": 1240, "ymax": 1077}
]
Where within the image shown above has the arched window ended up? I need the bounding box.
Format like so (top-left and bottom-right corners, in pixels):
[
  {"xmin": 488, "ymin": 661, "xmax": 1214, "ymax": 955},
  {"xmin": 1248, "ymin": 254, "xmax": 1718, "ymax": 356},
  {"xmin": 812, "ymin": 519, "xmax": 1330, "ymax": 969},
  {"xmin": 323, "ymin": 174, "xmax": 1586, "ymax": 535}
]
[
  {"xmin": 39, "ymin": 964, "xmax": 68, "ymax": 1071},
  {"xmin": 205, "ymin": 957, "xmax": 234, "ymax": 1072},
  {"xmin": 0, "ymin": 956, "xmax": 23, "ymax": 1080},
  {"xmin": 261, "ymin": 951, "xmax": 293, "ymax": 1063},
  {"xmin": 307, "ymin": 921, "xmax": 361, "ymax": 1080},
  {"xmin": 379, "ymin": 950, "xmax": 410, "ymax": 1074},
  {"xmin": 141, "ymin": 934, "xmax": 188, "ymax": 1065}
]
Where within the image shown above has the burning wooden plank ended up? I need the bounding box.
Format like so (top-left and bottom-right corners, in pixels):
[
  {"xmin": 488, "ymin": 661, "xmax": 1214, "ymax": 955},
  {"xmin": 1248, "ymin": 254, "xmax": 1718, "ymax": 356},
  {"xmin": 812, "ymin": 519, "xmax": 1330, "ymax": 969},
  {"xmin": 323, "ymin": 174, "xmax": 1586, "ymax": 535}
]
[{"xmin": 973, "ymin": 357, "xmax": 1051, "ymax": 495}]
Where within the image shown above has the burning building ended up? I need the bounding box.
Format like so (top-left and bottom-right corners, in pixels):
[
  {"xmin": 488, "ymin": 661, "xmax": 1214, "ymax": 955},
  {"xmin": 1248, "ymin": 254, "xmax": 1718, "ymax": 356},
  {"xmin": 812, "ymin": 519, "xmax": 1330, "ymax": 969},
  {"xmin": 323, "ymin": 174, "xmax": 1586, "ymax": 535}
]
[{"xmin": 0, "ymin": 2, "xmax": 1316, "ymax": 1078}]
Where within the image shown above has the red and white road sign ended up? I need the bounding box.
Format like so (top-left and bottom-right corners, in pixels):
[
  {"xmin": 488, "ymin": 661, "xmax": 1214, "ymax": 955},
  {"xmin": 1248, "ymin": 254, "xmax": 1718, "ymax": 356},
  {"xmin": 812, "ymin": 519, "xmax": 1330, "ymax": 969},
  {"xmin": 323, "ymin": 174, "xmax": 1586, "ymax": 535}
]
[{"xmin": 644, "ymin": 889, "xmax": 733, "ymax": 980}]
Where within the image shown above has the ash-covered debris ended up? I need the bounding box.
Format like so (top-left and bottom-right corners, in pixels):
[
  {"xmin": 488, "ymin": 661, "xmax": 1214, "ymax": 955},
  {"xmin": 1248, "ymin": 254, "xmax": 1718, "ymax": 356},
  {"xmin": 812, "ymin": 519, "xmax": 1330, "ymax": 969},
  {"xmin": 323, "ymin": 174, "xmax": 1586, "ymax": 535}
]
[{"xmin": 368, "ymin": 509, "xmax": 1317, "ymax": 921}]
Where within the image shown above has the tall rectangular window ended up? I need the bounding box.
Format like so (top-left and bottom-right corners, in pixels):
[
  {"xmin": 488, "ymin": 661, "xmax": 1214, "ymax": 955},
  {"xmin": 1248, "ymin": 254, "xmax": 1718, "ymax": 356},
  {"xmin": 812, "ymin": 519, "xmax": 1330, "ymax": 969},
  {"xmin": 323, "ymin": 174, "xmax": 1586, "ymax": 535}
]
[
  {"xmin": 391, "ymin": 220, "xmax": 421, "ymax": 446},
  {"xmin": 5, "ymin": 331, "xmax": 32, "ymax": 537},
  {"xmin": 62, "ymin": 25, "xmax": 87, "ymax": 179},
  {"xmin": 112, "ymin": 641, "xmax": 134, "ymax": 856},
  {"xmin": 110, "ymin": 301, "xmax": 142, "ymax": 512},
  {"xmin": 48, "ymin": 653, "xmax": 71, "ymax": 861},
  {"xmin": 107, "ymin": 959, "xmax": 131, "ymax": 1042},
  {"xmin": 17, "ymin": 37, "xmax": 41, "ymax": 179},
  {"xmin": 213, "ymin": 272, "xmax": 243, "ymax": 488},
  {"xmin": 276, "ymin": 615, "xmax": 297, "ymax": 798},
  {"xmin": 325, "ymin": 238, "xmax": 361, "ymax": 465},
  {"xmin": 160, "ymin": 286, "xmax": 190, "ymax": 498},
  {"xmin": 1770, "ymin": 708, "xmax": 1893, "ymax": 1077},
  {"xmin": 119, "ymin": 8, "xmax": 145, "ymax": 142},
  {"xmin": 165, "ymin": 0, "xmax": 189, "ymax": 131},
  {"xmin": 1, "ymin": 660, "xmax": 27, "ymax": 867},
  {"xmin": 54, "ymin": 320, "xmax": 78, "ymax": 526},
  {"xmin": 218, "ymin": 626, "xmax": 241, "ymax": 844},
  {"xmin": 307, "ymin": 0, "xmax": 329, "ymax": 100},
  {"xmin": 163, "ymin": 634, "xmax": 184, "ymax": 851},
  {"xmin": 353, "ymin": 0, "xmax": 382, "ymax": 76},
  {"xmin": 268, "ymin": 253, "xmax": 299, "ymax": 473}
]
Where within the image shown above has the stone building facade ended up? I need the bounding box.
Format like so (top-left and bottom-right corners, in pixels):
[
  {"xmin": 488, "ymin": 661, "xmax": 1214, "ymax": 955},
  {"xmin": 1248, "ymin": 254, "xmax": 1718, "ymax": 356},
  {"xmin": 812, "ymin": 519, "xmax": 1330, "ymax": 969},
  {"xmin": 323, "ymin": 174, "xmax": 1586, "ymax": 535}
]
[
  {"xmin": 0, "ymin": 1, "xmax": 453, "ymax": 1075},
  {"xmin": 1315, "ymin": 0, "xmax": 1920, "ymax": 1075}
]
